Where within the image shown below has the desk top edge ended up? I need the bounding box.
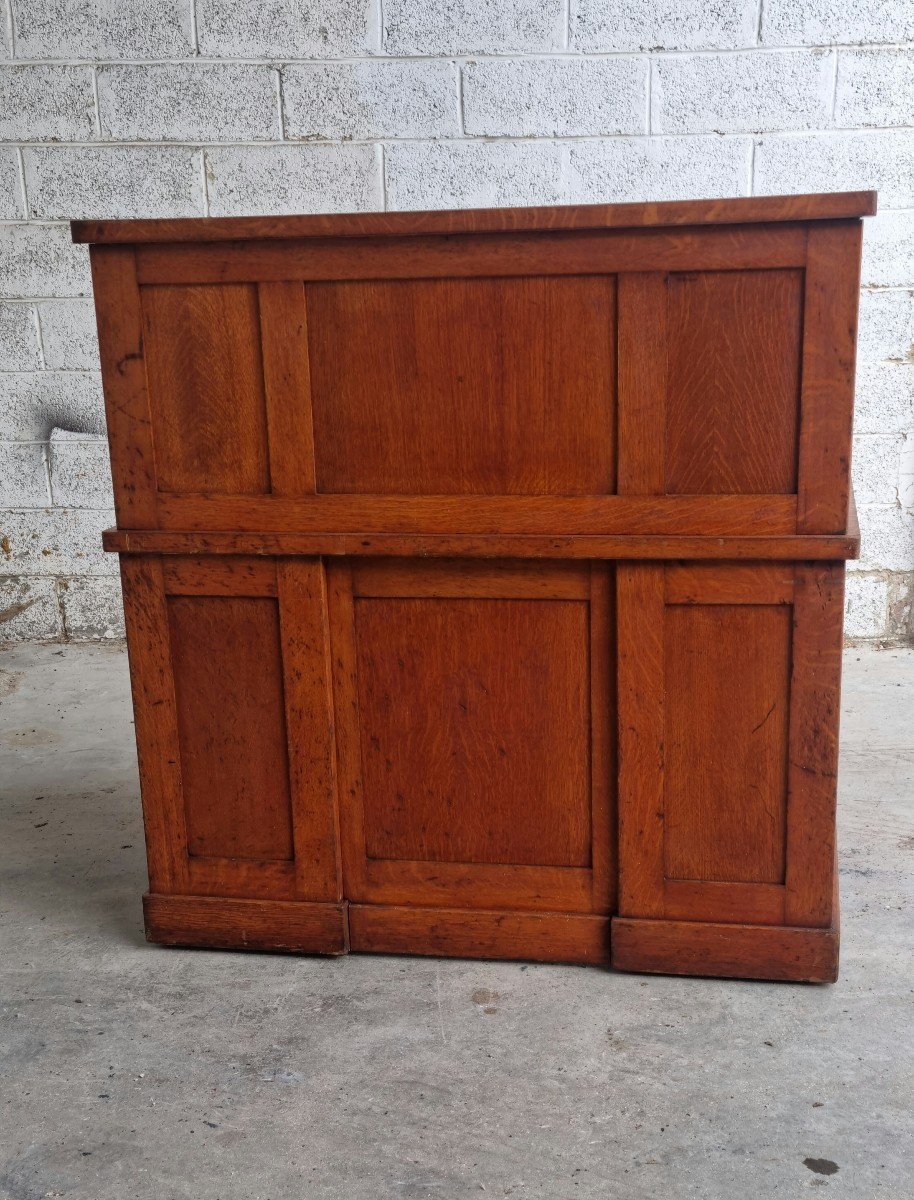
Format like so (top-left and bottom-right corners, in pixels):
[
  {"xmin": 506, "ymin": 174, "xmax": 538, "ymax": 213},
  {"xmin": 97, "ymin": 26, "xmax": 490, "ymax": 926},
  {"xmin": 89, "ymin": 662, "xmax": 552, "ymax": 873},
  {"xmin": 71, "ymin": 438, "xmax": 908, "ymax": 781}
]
[{"xmin": 71, "ymin": 191, "xmax": 877, "ymax": 245}]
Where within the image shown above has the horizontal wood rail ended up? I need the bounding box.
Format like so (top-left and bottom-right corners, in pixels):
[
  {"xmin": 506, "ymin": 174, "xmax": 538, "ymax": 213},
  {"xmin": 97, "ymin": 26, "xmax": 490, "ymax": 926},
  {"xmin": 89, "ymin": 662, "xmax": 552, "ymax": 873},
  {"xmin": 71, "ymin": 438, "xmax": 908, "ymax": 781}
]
[
  {"xmin": 104, "ymin": 528, "xmax": 859, "ymax": 561},
  {"xmin": 72, "ymin": 190, "xmax": 876, "ymax": 244}
]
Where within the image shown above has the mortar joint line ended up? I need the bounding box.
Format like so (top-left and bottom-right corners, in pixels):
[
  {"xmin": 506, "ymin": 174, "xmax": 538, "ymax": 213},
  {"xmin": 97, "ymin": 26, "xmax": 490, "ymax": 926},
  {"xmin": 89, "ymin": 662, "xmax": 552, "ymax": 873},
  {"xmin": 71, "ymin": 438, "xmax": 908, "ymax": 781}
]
[
  {"xmin": 830, "ymin": 49, "xmax": 840, "ymax": 122},
  {"xmin": 755, "ymin": 0, "xmax": 764, "ymax": 44},
  {"xmin": 13, "ymin": 145, "xmax": 27, "ymax": 219},
  {"xmin": 4, "ymin": 0, "xmax": 14, "ymax": 58},
  {"xmin": 646, "ymin": 56, "xmax": 652, "ymax": 136},
  {"xmin": 380, "ymin": 142, "xmax": 388, "ymax": 209},
  {"xmin": 189, "ymin": 0, "xmax": 200, "ymax": 56},
  {"xmin": 563, "ymin": 0, "xmax": 571, "ymax": 51},
  {"xmin": 457, "ymin": 60, "xmax": 466, "ymax": 135},
  {"xmin": 90, "ymin": 67, "xmax": 102, "ymax": 138}
]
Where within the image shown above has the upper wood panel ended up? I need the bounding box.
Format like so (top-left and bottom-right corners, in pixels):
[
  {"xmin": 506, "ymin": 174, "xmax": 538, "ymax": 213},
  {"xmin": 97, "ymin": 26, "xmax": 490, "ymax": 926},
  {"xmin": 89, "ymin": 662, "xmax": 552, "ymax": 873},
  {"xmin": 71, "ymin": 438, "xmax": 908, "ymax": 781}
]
[
  {"xmin": 141, "ymin": 284, "xmax": 270, "ymax": 494},
  {"xmin": 307, "ymin": 276, "xmax": 616, "ymax": 494},
  {"xmin": 665, "ymin": 269, "xmax": 803, "ymax": 494},
  {"xmin": 72, "ymin": 191, "xmax": 876, "ymax": 243}
]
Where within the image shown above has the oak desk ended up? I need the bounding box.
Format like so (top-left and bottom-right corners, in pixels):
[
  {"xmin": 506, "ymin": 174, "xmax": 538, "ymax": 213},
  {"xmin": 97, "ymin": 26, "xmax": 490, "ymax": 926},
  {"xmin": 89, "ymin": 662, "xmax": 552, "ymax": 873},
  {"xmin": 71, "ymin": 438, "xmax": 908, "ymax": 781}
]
[{"xmin": 74, "ymin": 191, "xmax": 872, "ymax": 982}]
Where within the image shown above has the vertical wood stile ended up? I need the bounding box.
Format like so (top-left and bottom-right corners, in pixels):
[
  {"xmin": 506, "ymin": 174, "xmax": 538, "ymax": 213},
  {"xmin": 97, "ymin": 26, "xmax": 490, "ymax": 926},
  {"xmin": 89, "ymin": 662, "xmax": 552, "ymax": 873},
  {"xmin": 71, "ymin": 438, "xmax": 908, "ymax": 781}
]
[
  {"xmin": 325, "ymin": 561, "xmax": 370, "ymax": 902},
  {"xmin": 119, "ymin": 555, "xmax": 189, "ymax": 892},
  {"xmin": 797, "ymin": 222, "xmax": 864, "ymax": 533},
  {"xmin": 616, "ymin": 273, "xmax": 668, "ymax": 494},
  {"xmin": 616, "ymin": 563, "xmax": 666, "ymax": 917},
  {"xmin": 277, "ymin": 558, "xmax": 343, "ymax": 901},
  {"xmin": 785, "ymin": 563, "xmax": 846, "ymax": 926},
  {"xmin": 589, "ymin": 563, "xmax": 616, "ymax": 913},
  {"xmin": 90, "ymin": 246, "xmax": 158, "ymax": 527},
  {"xmin": 259, "ymin": 281, "xmax": 317, "ymax": 495}
]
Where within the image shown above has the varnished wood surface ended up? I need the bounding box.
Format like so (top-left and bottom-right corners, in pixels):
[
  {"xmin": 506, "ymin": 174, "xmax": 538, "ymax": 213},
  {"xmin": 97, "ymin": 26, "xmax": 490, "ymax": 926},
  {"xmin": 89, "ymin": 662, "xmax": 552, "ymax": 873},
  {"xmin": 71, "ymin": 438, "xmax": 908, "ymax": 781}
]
[
  {"xmin": 612, "ymin": 916, "xmax": 838, "ymax": 983},
  {"xmin": 72, "ymin": 190, "xmax": 876, "ymax": 243},
  {"xmin": 349, "ymin": 905, "xmax": 610, "ymax": 965},
  {"xmin": 103, "ymin": 527, "xmax": 861, "ymax": 561},
  {"xmin": 144, "ymin": 894, "xmax": 348, "ymax": 954},
  {"xmin": 97, "ymin": 195, "xmax": 863, "ymax": 980},
  {"xmin": 308, "ymin": 275, "xmax": 615, "ymax": 495}
]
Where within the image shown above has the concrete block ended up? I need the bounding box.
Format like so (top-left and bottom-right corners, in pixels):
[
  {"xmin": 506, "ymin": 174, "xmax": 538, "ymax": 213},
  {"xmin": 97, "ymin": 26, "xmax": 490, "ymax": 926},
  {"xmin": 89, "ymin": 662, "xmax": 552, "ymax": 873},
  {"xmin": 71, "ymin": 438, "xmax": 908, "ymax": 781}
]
[
  {"xmin": 855, "ymin": 505, "xmax": 914, "ymax": 572},
  {"xmin": 567, "ymin": 136, "xmax": 750, "ymax": 204},
  {"xmin": 0, "ymin": 577, "xmax": 60, "ymax": 641},
  {"xmin": 0, "ymin": 224, "xmax": 91, "ymax": 299},
  {"xmin": 899, "ymin": 436, "xmax": 914, "ymax": 510},
  {"xmin": 283, "ymin": 60, "xmax": 459, "ymax": 141},
  {"xmin": 0, "ymin": 508, "xmax": 117, "ymax": 577},
  {"xmin": 836, "ymin": 50, "xmax": 914, "ymax": 130},
  {"xmin": 197, "ymin": 0, "xmax": 376, "ymax": 57},
  {"xmin": 653, "ymin": 51, "xmax": 833, "ymax": 135},
  {"xmin": 0, "ymin": 303, "xmax": 40, "ymax": 370},
  {"xmin": 60, "ymin": 575, "xmax": 124, "ymax": 640},
  {"xmin": 23, "ymin": 147, "xmax": 204, "ymax": 221},
  {"xmin": 97, "ymin": 64, "xmax": 280, "ymax": 142},
  {"xmin": 571, "ymin": 0, "xmax": 757, "ymax": 53},
  {"xmin": 754, "ymin": 131, "xmax": 914, "ymax": 208},
  {"xmin": 0, "ymin": 372, "xmax": 105, "ymax": 440},
  {"xmin": 12, "ymin": 0, "xmax": 192, "ymax": 59},
  {"xmin": 0, "ymin": 443, "xmax": 50, "ymax": 507},
  {"xmin": 857, "ymin": 291, "xmax": 914, "ymax": 363},
  {"xmin": 761, "ymin": 0, "xmax": 914, "ymax": 47},
  {"xmin": 48, "ymin": 432, "xmax": 113, "ymax": 509},
  {"xmin": 205, "ymin": 145, "xmax": 381, "ymax": 216},
  {"xmin": 0, "ymin": 66, "xmax": 96, "ymax": 142},
  {"xmin": 463, "ymin": 57, "xmax": 646, "ymax": 138},
  {"xmin": 861, "ymin": 211, "xmax": 914, "ymax": 287},
  {"xmin": 855, "ymin": 364, "xmax": 914, "ymax": 435},
  {"xmin": 384, "ymin": 0, "xmax": 563, "ymax": 54},
  {"xmin": 385, "ymin": 140, "xmax": 566, "ymax": 211},
  {"xmin": 844, "ymin": 574, "xmax": 889, "ymax": 640},
  {"xmin": 38, "ymin": 300, "xmax": 100, "ymax": 371},
  {"xmin": 0, "ymin": 148, "xmax": 23, "ymax": 219},
  {"xmin": 852, "ymin": 433, "xmax": 907, "ymax": 505}
]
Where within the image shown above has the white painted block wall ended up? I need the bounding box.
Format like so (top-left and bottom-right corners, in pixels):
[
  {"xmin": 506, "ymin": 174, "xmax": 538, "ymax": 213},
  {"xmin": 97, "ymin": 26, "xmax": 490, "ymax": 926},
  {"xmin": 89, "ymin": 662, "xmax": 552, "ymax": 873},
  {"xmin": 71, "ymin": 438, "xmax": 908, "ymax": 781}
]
[{"xmin": 1, "ymin": 0, "xmax": 912, "ymax": 641}]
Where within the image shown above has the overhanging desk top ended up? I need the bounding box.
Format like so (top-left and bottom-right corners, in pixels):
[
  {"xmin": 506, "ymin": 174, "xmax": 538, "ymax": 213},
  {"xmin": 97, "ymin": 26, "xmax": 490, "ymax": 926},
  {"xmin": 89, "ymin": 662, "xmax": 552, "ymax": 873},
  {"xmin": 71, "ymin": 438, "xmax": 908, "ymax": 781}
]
[{"xmin": 80, "ymin": 192, "xmax": 871, "ymax": 982}]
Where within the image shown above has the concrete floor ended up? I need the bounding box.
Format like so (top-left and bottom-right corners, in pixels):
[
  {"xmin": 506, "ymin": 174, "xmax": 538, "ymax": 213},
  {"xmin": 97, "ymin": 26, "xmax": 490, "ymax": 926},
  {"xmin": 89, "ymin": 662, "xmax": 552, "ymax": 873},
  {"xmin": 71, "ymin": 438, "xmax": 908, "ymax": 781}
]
[{"xmin": 0, "ymin": 645, "xmax": 912, "ymax": 1200}]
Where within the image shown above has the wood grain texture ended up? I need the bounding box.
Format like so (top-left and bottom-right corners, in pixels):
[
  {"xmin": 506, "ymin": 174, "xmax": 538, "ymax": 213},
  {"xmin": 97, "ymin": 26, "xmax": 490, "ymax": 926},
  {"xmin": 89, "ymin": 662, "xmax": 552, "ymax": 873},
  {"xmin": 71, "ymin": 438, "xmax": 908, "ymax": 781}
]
[
  {"xmin": 354, "ymin": 596, "xmax": 591, "ymax": 868},
  {"xmin": 71, "ymin": 189, "xmax": 876, "ymax": 243},
  {"xmin": 132, "ymin": 226, "xmax": 808, "ymax": 287},
  {"xmin": 617, "ymin": 273, "xmax": 666, "ymax": 494},
  {"xmin": 665, "ymin": 270, "xmax": 803, "ymax": 494},
  {"xmin": 162, "ymin": 555, "xmax": 277, "ymax": 597},
  {"xmin": 277, "ymin": 559, "xmax": 343, "ymax": 901},
  {"xmin": 89, "ymin": 246, "xmax": 157, "ymax": 526},
  {"xmin": 154, "ymin": 493, "xmax": 798, "ymax": 536},
  {"xmin": 119, "ymin": 556, "xmax": 188, "ymax": 892},
  {"xmin": 104, "ymin": 527, "xmax": 860, "ymax": 561},
  {"xmin": 798, "ymin": 222, "xmax": 864, "ymax": 532},
  {"xmin": 144, "ymin": 894, "xmax": 348, "ymax": 954},
  {"xmin": 167, "ymin": 594, "xmax": 294, "ymax": 862},
  {"xmin": 785, "ymin": 563, "xmax": 845, "ymax": 926},
  {"xmin": 308, "ymin": 275, "xmax": 615, "ymax": 495},
  {"xmin": 258, "ymin": 280, "xmax": 317, "ymax": 495},
  {"xmin": 663, "ymin": 603, "xmax": 792, "ymax": 884},
  {"xmin": 616, "ymin": 563, "xmax": 665, "ymax": 917},
  {"xmin": 349, "ymin": 905, "xmax": 610, "ymax": 965},
  {"xmin": 611, "ymin": 917, "xmax": 838, "ymax": 983},
  {"xmin": 141, "ymin": 283, "xmax": 270, "ymax": 494}
]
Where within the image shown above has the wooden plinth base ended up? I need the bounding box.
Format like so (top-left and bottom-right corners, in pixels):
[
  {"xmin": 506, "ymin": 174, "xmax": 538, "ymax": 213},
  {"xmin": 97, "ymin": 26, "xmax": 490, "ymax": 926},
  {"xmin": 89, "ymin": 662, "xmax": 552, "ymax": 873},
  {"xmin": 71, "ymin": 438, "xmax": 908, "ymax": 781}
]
[
  {"xmin": 143, "ymin": 894, "xmax": 349, "ymax": 955},
  {"xmin": 348, "ymin": 904, "xmax": 610, "ymax": 965},
  {"xmin": 143, "ymin": 896, "xmax": 838, "ymax": 981},
  {"xmin": 611, "ymin": 916, "xmax": 839, "ymax": 983}
]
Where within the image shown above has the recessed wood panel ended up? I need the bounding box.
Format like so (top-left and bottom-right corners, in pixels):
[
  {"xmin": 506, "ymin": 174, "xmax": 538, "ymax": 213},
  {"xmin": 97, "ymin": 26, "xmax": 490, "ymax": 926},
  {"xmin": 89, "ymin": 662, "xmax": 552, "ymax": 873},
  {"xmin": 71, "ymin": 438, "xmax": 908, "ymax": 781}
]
[
  {"xmin": 141, "ymin": 284, "xmax": 270, "ymax": 494},
  {"xmin": 665, "ymin": 270, "xmax": 803, "ymax": 494},
  {"xmin": 663, "ymin": 603, "xmax": 792, "ymax": 884},
  {"xmin": 167, "ymin": 596, "xmax": 294, "ymax": 861},
  {"xmin": 307, "ymin": 276, "xmax": 616, "ymax": 495},
  {"xmin": 353, "ymin": 596, "xmax": 591, "ymax": 867}
]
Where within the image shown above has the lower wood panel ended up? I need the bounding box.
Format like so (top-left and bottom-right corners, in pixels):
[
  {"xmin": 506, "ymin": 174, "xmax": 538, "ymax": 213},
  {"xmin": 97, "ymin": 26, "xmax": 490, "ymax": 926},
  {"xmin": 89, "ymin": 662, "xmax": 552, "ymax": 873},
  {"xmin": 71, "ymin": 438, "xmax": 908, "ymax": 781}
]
[
  {"xmin": 611, "ymin": 916, "xmax": 838, "ymax": 983},
  {"xmin": 349, "ymin": 904, "xmax": 610, "ymax": 965},
  {"xmin": 143, "ymin": 893, "xmax": 348, "ymax": 954}
]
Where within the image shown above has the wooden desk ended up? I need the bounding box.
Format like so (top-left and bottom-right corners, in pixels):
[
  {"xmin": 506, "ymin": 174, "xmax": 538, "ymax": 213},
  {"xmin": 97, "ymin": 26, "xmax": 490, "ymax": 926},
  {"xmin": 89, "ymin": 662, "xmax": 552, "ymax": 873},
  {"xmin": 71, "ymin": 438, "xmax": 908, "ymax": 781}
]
[{"xmin": 74, "ymin": 190, "xmax": 873, "ymax": 982}]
